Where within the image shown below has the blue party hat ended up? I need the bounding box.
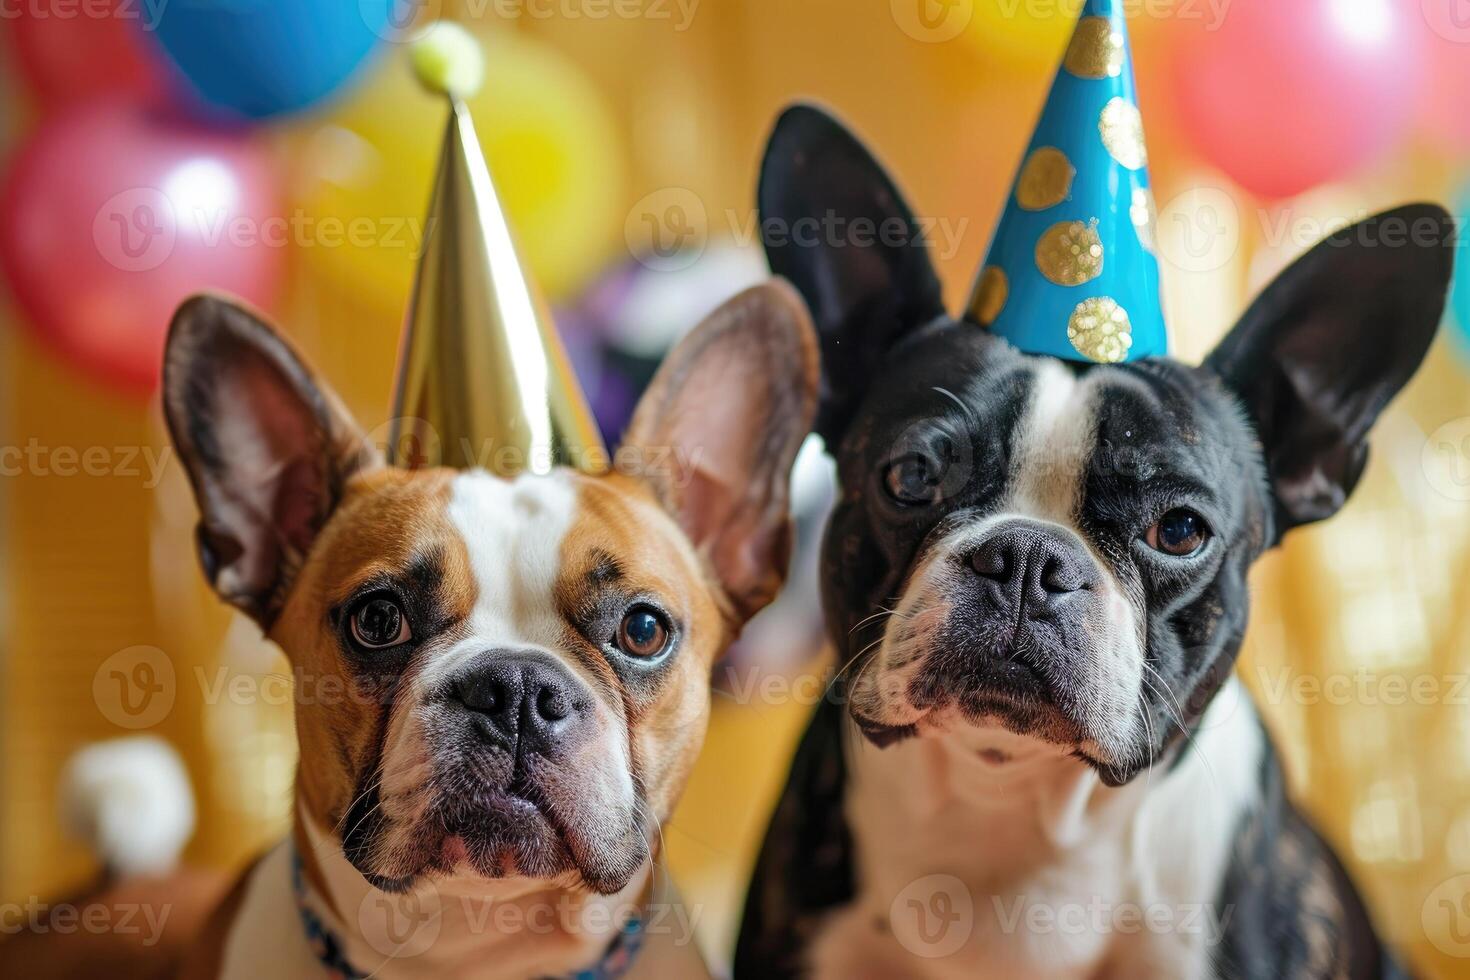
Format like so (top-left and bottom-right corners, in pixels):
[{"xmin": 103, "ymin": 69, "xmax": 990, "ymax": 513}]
[{"xmin": 967, "ymin": 0, "xmax": 1166, "ymax": 364}]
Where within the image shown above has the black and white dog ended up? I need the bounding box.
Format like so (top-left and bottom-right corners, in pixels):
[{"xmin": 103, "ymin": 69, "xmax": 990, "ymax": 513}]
[{"xmin": 734, "ymin": 105, "xmax": 1454, "ymax": 979}]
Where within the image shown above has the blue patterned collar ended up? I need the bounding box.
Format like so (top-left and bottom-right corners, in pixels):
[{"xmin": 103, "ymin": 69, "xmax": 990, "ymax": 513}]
[{"xmin": 291, "ymin": 848, "xmax": 645, "ymax": 980}]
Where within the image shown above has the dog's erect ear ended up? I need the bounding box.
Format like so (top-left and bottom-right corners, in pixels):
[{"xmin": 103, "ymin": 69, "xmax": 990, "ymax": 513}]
[
  {"xmin": 1205, "ymin": 204, "xmax": 1455, "ymax": 542},
  {"xmin": 623, "ymin": 280, "xmax": 819, "ymax": 625},
  {"xmin": 162, "ymin": 294, "xmax": 382, "ymax": 627},
  {"xmin": 759, "ymin": 104, "xmax": 944, "ymax": 445}
]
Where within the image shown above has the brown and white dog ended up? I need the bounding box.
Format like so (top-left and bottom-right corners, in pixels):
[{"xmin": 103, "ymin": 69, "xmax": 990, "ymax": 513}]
[{"xmin": 8, "ymin": 280, "xmax": 817, "ymax": 980}]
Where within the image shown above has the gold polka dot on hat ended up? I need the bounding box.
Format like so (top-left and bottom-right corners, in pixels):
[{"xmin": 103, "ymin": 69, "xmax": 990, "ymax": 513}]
[
  {"xmin": 1016, "ymin": 147, "xmax": 1077, "ymax": 211},
  {"xmin": 970, "ymin": 266, "xmax": 1010, "ymax": 325},
  {"xmin": 1067, "ymin": 296, "xmax": 1134, "ymax": 363},
  {"xmin": 1063, "ymin": 16, "xmax": 1125, "ymax": 80},
  {"xmin": 1035, "ymin": 219, "xmax": 1104, "ymax": 287},
  {"xmin": 1099, "ymin": 97, "xmax": 1147, "ymax": 170}
]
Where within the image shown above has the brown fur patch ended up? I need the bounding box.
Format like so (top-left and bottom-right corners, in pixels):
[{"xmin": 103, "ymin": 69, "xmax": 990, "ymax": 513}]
[
  {"xmin": 270, "ymin": 465, "xmax": 475, "ymax": 833},
  {"xmin": 557, "ymin": 473, "xmax": 728, "ymax": 826}
]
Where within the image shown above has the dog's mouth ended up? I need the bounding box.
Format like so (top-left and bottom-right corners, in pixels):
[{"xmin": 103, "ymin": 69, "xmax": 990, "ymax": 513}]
[
  {"xmin": 849, "ymin": 629, "xmax": 1091, "ymax": 751},
  {"xmin": 853, "ymin": 674, "xmax": 1082, "ymax": 744},
  {"xmin": 850, "ymin": 644, "xmax": 1148, "ymax": 789},
  {"xmin": 343, "ymin": 755, "xmax": 650, "ymax": 896}
]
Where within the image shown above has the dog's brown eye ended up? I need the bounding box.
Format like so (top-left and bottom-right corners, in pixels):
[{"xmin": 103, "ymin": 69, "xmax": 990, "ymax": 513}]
[
  {"xmin": 1144, "ymin": 509, "xmax": 1210, "ymax": 557},
  {"xmin": 350, "ymin": 597, "xmax": 411, "ymax": 648},
  {"xmin": 884, "ymin": 452, "xmax": 945, "ymax": 506},
  {"xmin": 617, "ymin": 608, "xmax": 669, "ymax": 659}
]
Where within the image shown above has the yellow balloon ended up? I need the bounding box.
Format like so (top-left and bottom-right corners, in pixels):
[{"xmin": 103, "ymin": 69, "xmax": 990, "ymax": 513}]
[
  {"xmin": 957, "ymin": 0, "xmax": 1085, "ymax": 67},
  {"xmin": 956, "ymin": 1, "xmax": 1177, "ymax": 68},
  {"xmin": 291, "ymin": 29, "xmax": 625, "ymax": 309}
]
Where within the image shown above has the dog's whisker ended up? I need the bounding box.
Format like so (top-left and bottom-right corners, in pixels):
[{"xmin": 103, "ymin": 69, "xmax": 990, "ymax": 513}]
[
  {"xmin": 635, "ymin": 796, "xmax": 667, "ymax": 868},
  {"xmin": 1139, "ymin": 661, "xmax": 1191, "ymax": 729},
  {"xmin": 332, "ymin": 776, "xmax": 384, "ymax": 838},
  {"xmin": 1139, "ymin": 663, "xmax": 1195, "ymax": 750},
  {"xmin": 336, "ymin": 793, "xmax": 389, "ymax": 855},
  {"xmin": 824, "ymin": 634, "xmax": 888, "ymax": 701},
  {"xmin": 1139, "ymin": 668, "xmax": 1216, "ymax": 791},
  {"xmin": 848, "ymin": 604, "xmax": 907, "ymax": 636},
  {"xmin": 828, "ymin": 599, "xmax": 945, "ymax": 711},
  {"xmin": 1134, "ymin": 688, "xmax": 1156, "ymax": 796}
]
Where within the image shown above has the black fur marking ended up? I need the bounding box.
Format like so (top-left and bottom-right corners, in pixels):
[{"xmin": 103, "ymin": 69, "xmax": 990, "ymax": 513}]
[{"xmin": 734, "ymin": 696, "xmax": 854, "ymax": 978}]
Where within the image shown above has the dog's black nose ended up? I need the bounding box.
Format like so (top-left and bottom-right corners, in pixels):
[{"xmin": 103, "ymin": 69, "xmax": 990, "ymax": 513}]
[
  {"xmin": 453, "ymin": 657, "xmax": 588, "ymax": 756},
  {"xmin": 967, "ymin": 521, "xmax": 1094, "ymax": 616}
]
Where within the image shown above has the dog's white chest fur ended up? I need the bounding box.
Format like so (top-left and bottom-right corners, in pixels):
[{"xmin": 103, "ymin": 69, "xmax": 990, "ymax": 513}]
[{"xmin": 809, "ymin": 681, "xmax": 1262, "ymax": 980}]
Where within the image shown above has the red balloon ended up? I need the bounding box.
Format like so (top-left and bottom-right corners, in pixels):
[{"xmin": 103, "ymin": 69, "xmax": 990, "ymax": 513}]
[
  {"xmin": 6, "ymin": 2, "xmax": 168, "ymax": 108},
  {"xmin": 0, "ymin": 101, "xmax": 284, "ymax": 394},
  {"xmin": 1168, "ymin": 0, "xmax": 1424, "ymax": 200}
]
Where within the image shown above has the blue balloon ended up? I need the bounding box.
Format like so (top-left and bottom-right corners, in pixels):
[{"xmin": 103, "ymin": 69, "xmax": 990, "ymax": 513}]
[{"xmin": 149, "ymin": 0, "xmax": 400, "ymax": 121}]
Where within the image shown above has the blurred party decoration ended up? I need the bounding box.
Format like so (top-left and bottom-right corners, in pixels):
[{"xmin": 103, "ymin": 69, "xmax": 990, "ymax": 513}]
[
  {"xmin": 549, "ymin": 303, "xmax": 641, "ymax": 449},
  {"xmin": 957, "ymin": 0, "xmax": 1083, "ymax": 67},
  {"xmin": 969, "ymin": 0, "xmax": 1166, "ymax": 364},
  {"xmin": 150, "ymin": 0, "xmax": 394, "ymax": 121},
  {"xmin": 1152, "ymin": 179, "xmax": 1249, "ymax": 363},
  {"xmin": 294, "ymin": 26, "xmax": 624, "ymax": 311},
  {"xmin": 593, "ymin": 246, "xmax": 767, "ymax": 359},
  {"xmin": 408, "ymin": 18, "xmax": 485, "ymax": 100},
  {"xmin": 6, "ymin": 0, "xmax": 167, "ymax": 109},
  {"xmin": 388, "ymin": 23, "xmax": 606, "ymax": 475},
  {"xmin": 1450, "ymin": 185, "xmax": 1470, "ymax": 358},
  {"xmin": 1168, "ymin": 0, "xmax": 1423, "ymax": 200},
  {"xmin": 1417, "ymin": 6, "xmax": 1470, "ymax": 157},
  {"xmin": 0, "ymin": 102, "xmax": 284, "ymax": 394},
  {"xmin": 556, "ymin": 245, "xmax": 768, "ymax": 442}
]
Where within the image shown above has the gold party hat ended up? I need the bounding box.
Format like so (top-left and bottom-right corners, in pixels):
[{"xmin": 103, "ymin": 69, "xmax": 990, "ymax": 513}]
[{"xmin": 388, "ymin": 23, "xmax": 607, "ymax": 474}]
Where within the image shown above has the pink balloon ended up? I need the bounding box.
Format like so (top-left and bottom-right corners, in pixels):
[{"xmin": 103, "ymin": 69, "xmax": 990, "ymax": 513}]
[
  {"xmin": 1417, "ymin": 2, "xmax": 1470, "ymax": 155},
  {"xmin": 1169, "ymin": 0, "xmax": 1425, "ymax": 200},
  {"xmin": 0, "ymin": 101, "xmax": 283, "ymax": 394}
]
